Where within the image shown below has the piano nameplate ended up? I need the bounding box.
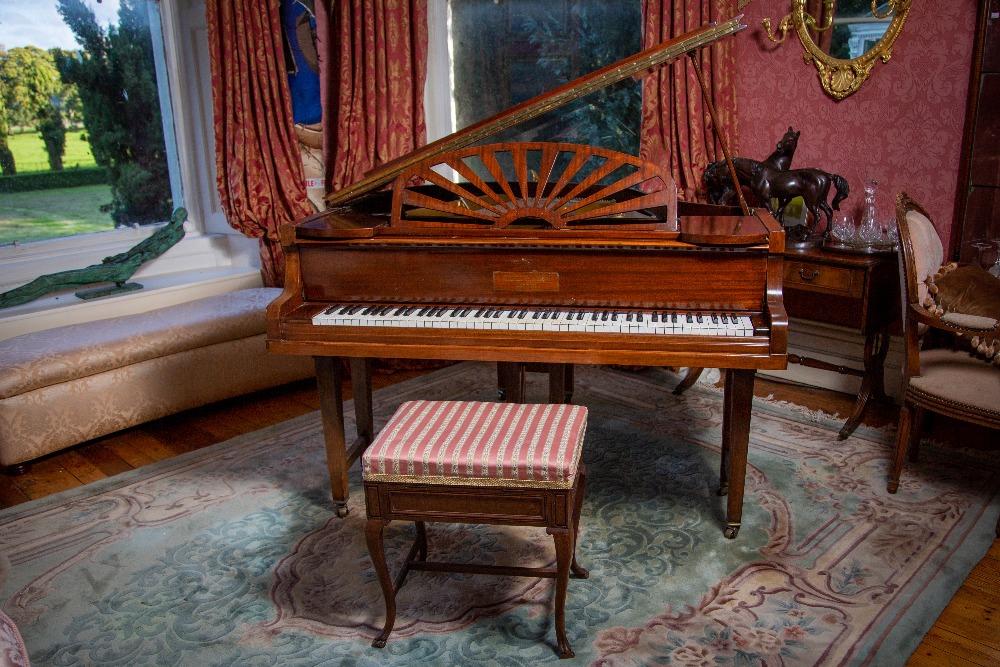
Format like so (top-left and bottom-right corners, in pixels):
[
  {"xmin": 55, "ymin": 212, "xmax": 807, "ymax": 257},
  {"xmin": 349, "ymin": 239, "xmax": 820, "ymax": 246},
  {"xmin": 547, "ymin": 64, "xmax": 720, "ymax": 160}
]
[{"xmin": 494, "ymin": 271, "xmax": 559, "ymax": 292}]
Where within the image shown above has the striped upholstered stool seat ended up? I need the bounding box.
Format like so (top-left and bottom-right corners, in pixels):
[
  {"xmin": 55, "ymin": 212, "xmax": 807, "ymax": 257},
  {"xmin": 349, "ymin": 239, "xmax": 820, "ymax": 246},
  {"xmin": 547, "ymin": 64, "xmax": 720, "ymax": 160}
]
[{"xmin": 362, "ymin": 400, "xmax": 589, "ymax": 658}]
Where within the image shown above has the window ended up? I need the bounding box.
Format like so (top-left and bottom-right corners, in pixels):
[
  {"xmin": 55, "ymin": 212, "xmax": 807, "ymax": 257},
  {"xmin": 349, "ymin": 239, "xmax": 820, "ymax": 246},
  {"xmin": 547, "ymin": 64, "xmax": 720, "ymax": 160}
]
[
  {"xmin": 0, "ymin": 1, "xmax": 258, "ymax": 329},
  {"xmin": 0, "ymin": 0, "xmax": 181, "ymax": 247},
  {"xmin": 427, "ymin": 0, "xmax": 642, "ymax": 155}
]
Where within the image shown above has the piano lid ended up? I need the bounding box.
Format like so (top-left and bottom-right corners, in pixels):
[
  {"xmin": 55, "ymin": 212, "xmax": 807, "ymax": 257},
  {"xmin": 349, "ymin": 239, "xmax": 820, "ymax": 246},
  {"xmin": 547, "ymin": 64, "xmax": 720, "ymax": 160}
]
[{"xmin": 325, "ymin": 15, "xmax": 747, "ymax": 208}]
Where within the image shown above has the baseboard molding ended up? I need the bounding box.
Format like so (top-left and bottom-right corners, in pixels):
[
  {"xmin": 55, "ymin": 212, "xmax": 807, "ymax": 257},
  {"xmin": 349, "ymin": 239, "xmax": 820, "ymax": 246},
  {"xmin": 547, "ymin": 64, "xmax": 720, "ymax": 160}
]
[{"xmin": 759, "ymin": 319, "xmax": 904, "ymax": 402}]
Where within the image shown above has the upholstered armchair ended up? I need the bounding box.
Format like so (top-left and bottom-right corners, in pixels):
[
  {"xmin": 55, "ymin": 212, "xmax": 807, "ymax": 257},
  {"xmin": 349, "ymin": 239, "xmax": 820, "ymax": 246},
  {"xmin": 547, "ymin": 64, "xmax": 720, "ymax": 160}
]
[{"xmin": 889, "ymin": 193, "xmax": 1000, "ymax": 533}]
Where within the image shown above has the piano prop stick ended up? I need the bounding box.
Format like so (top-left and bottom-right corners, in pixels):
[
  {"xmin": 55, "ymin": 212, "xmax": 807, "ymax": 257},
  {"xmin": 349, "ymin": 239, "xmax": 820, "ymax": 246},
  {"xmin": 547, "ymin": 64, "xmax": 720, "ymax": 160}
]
[{"xmin": 266, "ymin": 15, "xmax": 788, "ymax": 539}]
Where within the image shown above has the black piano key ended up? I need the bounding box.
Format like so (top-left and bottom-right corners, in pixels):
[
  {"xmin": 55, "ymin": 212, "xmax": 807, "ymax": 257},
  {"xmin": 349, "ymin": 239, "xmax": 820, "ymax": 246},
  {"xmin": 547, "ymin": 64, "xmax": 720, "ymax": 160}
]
[
  {"xmin": 686, "ymin": 313, "xmax": 693, "ymax": 323},
  {"xmin": 711, "ymin": 313, "xmax": 719, "ymax": 324},
  {"xmin": 696, "ymin": 313, "xmax": 703, "ymax": 323}
]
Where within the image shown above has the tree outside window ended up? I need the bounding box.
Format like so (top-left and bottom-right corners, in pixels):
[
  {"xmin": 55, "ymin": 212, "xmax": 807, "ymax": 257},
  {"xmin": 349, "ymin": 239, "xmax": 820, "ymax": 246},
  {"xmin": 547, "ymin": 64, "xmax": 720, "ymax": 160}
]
[{"xmin": 0, "ymin": 0, "xmax": 175, "ymax": 246}]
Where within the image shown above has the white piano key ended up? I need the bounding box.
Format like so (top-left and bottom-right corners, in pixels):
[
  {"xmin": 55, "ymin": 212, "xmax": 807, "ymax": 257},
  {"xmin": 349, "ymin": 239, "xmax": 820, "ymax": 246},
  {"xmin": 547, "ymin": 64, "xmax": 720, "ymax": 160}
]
[{"xmin": 312, "ymin": 305, "xmax": 758, "ymax": 337}]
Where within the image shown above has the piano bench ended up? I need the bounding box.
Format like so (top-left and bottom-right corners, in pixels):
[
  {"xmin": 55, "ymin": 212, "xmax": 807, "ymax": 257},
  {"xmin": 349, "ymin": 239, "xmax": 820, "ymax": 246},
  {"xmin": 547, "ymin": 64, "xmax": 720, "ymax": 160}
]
[
  {"xmin": 0, "ymin": 288, "xmax": 315, "ymax": 474},
  {"xmin": 361, "ymin": 399, "xmax": 589, "ymax": 659}
]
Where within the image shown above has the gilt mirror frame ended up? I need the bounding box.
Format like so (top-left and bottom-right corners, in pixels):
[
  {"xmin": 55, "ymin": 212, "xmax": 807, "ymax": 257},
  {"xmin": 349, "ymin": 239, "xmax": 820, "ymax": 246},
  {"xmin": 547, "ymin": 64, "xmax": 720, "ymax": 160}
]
[{"xmin": 764, "ymin": 0, "xmax": 913, "ymax": 100}]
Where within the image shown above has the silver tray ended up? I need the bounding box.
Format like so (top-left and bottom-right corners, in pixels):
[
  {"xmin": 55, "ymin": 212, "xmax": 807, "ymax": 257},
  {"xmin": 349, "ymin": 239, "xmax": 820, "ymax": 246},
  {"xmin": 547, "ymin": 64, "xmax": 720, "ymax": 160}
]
[{"xmin": 823, "ymin": 238, "xmax": 898, "ymax": 255}]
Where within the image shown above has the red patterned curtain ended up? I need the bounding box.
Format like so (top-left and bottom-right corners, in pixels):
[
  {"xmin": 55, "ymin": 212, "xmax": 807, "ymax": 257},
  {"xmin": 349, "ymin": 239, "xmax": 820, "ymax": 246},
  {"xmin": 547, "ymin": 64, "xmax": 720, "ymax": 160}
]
[
  {"xmin": 206, "ymin": 0, "xmax": 314, "ymax": 287},
  {"xmin": 639, "ymin": 0, "xmax": 739, "ymax": 201},
  {"xmin": 318, "ymin": 0, "xmax": 428, "ymax": 192}
]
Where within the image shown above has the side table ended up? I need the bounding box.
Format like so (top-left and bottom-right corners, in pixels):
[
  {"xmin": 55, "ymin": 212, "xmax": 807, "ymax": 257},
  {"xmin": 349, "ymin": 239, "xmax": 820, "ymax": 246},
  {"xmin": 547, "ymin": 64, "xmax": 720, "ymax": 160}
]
[
  {"xmin": 677, "ymin": 245, "xmax": 900, "ymax": 439},
  {"xmin": 782, "ymin": 246, "xmax": 900, "ymax": 438}
]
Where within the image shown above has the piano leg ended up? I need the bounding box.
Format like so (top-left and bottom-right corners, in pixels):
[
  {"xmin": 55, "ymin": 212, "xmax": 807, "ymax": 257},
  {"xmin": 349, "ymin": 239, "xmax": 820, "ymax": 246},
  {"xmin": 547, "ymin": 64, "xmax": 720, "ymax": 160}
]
[
  {"xmin": 350, "ymin": 357, "xmax": 374, "ymax": 445},
  {"xmin": 314, "ymin": 356, "xmax": 375, "ymax": 517},
  {"xmin": 719, "ymin": 369, "xmax": 754, "ymax": 539},
  {"xmin": 496, "ymin": 362, "xmax": 525, "ymax": 402},
  {"xmin": 496, "ymin": 362, "xmax": 574, "ymax": 403}
]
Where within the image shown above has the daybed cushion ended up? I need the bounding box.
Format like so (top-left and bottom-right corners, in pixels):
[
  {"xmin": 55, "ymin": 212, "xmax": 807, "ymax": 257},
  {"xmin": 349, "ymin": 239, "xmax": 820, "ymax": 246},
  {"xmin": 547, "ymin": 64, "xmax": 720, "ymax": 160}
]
[
  {"xmin": 362, "ymin": 400, "xmax": 588, "ymax": 488},
  {"xmin": 0, "ymin": 288, "xmax": 314, "ymax": 467},
  {"xmin": 0, "ymin": 289, "xmax": 283, "ymax": 399}
]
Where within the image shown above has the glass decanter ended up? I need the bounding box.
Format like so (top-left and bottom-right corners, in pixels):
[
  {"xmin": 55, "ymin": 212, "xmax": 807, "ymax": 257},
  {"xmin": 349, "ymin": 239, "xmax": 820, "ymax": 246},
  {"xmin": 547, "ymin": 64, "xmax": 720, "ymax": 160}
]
[{"xmin": 857, "ymin": 179, "xmax": 881, "ymax": 246}]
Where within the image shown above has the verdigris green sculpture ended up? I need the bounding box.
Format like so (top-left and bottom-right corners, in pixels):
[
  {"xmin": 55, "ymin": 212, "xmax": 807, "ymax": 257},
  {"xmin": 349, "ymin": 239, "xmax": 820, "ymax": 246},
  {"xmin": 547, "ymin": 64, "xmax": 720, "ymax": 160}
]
[{"xmin": 0, "ymin": 207, "xmax": 187, "ymax": 309}]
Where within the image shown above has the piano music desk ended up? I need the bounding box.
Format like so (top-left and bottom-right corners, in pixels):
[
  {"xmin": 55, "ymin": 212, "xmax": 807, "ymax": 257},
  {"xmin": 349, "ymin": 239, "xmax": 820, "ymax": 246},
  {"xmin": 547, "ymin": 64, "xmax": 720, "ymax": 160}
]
[{"xmin": 781, "ymin": 245, "xmax": 900, "ymax": 438}]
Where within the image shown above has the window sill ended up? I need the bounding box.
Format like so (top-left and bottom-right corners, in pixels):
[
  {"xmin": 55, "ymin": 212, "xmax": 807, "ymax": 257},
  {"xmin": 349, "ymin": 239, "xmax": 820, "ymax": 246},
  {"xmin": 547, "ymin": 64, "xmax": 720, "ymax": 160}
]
[{"xmin": 0, "ymin": 266, "xmax": 263, "ymax": 342}]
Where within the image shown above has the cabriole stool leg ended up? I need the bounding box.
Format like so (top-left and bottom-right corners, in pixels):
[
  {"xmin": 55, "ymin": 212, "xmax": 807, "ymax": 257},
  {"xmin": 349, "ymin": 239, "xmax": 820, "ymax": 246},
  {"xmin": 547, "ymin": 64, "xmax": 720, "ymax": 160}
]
[
  {"xmin": 571, "ymin": 469, "xmax": 589, "ymax": 579},
  {"xmin": 549, "ymin": 526, "xmax": 574, "ymax": 659},
  {"xmin": 365, "ymin": 519, "xmax": 396, "ymax": 648}
]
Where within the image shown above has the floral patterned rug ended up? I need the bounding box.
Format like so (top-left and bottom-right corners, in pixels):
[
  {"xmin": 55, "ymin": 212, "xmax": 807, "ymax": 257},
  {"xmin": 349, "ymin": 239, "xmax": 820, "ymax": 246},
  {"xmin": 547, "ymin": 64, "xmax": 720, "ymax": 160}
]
[{"xmin": 1, "ymin": 362, "xmax": 997, "ymax": 666}]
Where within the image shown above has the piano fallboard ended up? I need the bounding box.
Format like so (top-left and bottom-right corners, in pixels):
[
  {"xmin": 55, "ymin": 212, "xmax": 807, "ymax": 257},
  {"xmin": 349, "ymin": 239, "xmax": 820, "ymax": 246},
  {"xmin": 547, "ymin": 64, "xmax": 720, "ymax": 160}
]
[{"xmin": 296, "ymin": 241, "xmax": 773, "ymax": 312}]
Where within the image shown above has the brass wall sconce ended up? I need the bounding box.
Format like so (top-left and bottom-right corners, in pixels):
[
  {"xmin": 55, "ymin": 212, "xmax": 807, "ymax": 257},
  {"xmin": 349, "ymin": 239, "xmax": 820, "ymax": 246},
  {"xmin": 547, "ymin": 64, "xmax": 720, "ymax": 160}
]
[{"xmin": 763, "ymin": 0, "xmax": 913, "ymax": 100}]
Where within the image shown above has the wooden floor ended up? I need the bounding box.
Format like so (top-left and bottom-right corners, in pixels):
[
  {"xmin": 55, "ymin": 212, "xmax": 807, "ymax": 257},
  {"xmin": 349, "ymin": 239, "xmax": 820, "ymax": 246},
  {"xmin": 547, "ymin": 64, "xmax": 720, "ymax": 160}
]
[{"xmin": 1, "ymin": 368, "xmax": 997, "ymax": 664}]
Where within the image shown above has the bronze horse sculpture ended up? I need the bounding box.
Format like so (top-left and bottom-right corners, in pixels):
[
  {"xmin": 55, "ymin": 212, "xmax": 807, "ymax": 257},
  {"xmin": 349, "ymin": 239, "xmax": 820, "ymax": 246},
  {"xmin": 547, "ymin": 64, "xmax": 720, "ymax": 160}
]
[
  {"xmin": 703, "ymin": 127, "xmax": 800, "ymax": 205},
  {"xmin": 748, "ymin": 163, "xmax": 850, "ymax": 240}
]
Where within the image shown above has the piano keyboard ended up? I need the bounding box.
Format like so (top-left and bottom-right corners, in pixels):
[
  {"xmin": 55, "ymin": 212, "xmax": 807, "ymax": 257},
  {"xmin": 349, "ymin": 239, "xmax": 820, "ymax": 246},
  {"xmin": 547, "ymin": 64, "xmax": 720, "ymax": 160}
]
[{"xmin": 312, "ymin": 304, "xmax": 756, "ymax": 336}]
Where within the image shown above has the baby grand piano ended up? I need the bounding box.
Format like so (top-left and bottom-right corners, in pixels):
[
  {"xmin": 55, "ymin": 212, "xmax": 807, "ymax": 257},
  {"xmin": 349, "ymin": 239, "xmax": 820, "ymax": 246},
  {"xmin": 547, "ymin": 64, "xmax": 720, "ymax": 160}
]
[{"xmin": 266, "ymin": 16, "xmax": 787, "ymax": 538}]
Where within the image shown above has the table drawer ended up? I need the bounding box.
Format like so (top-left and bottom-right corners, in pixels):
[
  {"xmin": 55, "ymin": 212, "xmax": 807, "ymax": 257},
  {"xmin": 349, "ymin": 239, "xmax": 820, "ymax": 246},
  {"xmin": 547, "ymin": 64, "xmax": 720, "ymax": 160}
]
[{"xmin": 783, "ymin": 261, "xmax": 862, "ymax": 297}]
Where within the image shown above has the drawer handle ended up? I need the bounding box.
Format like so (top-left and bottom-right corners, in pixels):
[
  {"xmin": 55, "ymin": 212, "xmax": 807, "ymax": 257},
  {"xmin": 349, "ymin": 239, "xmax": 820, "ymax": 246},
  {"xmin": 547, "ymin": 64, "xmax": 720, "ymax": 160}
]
[{"xmin": 798, "ymin": 268, "xmax": 820, "ymax": 281}]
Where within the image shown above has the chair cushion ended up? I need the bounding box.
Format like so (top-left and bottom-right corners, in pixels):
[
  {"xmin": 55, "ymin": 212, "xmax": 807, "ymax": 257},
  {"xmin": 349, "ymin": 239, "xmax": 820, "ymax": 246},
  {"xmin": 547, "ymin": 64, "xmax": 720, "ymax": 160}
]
[
  {"xmin": 0, "ymin": 611, "xmax": 29, "ymax": 667},
  {"xmin": 929, "ymin": 263, "xmax": 1000, "ymax": 323},
  {"xmin": 910, "ymin": 348, "xmax": 1000, "ymax": 416},
  {"xmin": 362, "ymin": 400, "xmax": 588, "ymax": 488}
]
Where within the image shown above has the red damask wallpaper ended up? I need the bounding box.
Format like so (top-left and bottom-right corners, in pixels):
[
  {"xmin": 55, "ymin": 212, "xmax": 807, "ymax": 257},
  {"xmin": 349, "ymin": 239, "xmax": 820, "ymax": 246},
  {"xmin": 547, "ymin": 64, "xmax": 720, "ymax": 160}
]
[{"xmin": 732, "ymin": 1, "xmax": 977, "ymax": 253}]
